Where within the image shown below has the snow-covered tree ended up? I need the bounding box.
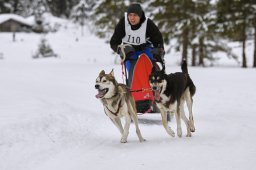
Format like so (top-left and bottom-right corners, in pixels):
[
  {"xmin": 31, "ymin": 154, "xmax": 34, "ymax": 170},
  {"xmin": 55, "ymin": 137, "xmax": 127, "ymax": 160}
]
[
  {"xmin": 33, "ymin": 37, "xmax": 58, "ymax": 58},
  {"xmin": 148, "ymin": 0, "xmax": 191, "ymax": 61},
  {"xmin": 217, "ymin": 0, "xmax": 256, "ymax": 68},
  {"xmin": 70, "ymin": 0, "xmax": 95, "ymax": 36},
  {"xmin": 0, "ymin": 0, "xmax": 23, "ymax": 14},
  {"xmin": 31, "ymin": 0, "xmax": 49, "ymax": 33},
  {"xmin": 93, "ymin": 1, "xmax": 127, "ymax": 40},
  {"xmin": 47, "ymin": 0, "xmax": 76, "ymax": 18},
  {"xmin": 147, "ymin": 0, "xmax": 238, "ymax": 66}
]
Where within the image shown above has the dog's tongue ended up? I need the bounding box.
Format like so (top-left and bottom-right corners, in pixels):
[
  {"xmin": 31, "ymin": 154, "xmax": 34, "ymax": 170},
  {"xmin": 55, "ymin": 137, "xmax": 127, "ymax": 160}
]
[
  {"xmin": 154, "ymin": 90, "xmax": 161, "ymax": 101},
  {"xmin": 95, "ymin": 94, "xmax": 101, "ymax": 99},
  {"xmin": 95, "ymin": 90, "xmax": 105, "ymax": 99}
]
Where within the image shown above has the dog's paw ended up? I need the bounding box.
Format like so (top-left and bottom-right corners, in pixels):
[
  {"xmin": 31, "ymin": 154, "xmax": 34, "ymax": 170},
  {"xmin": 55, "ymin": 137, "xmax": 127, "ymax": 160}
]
[
  {"xmin": 190, "ymin": 126, "xmax": 195, "ymax": 132},
  {"xmin": 168, "ymin": 129, "xmax": 175, "ymax": 137},
  {"xmin": 186, "ymin": 133, "xmax": 192, "ymax": 137},
  {"xmin": 189, "ymin": 122, "xmax": 195, "ymax": 132},
  {"xmin": 140, "ymin": 138, "xmax": 146, "ymax": 142},
  {"xmin": 120, "ymin": 138, "xmax": 127, "ymax": 143}
]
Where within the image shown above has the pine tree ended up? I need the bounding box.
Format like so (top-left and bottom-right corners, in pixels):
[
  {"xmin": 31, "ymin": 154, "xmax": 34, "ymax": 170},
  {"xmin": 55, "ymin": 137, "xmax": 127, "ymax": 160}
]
[
  {"xmin": 33, "ymin": 37, "xmax": 58, "ymax": 58},
  {"xmin": 244, "ymin": 0, "xmax": 256, "ymax": 68},
  {"xmin": 11, "ymin": 0, "xmax": 23, "ymax": 14},
  {"xmin": 217, "ymin": 0, "xmax": 256, "ymax": 68},
  {"xmin": 0, "ymin": 0, "xmax": 11, "ymax": 13},
  {"xmin": 254, "ymin": 16, "xmax": 256, "ymax": 67},
  {"xmin": 0, "ymin": 0, "xmax": 23, "ymax": 14},
  {"xmin": 149, "ymin": 0, "xmax": 198, "ymax": 63},
  {"xmin": 47, "ymin": 0, "xmax": 80, "ymax": 17},
  {"xmin": 47, "ymin": 0, "xmax": 67, "ymax": 17},
  {"xmin": 189, "ymin": 0, "xmax": 237, "ymax": 66},
  {"xmin": 31, "ymin": 0, "xmax": 49, "ymax": 33},
  {"xmin": 148, "ymin": 0, "xmax": 240, "ymax": 66},
  {"xmin": 20, "ymin": 0, "xmax": 34, "ymax": 17},
  {"xmin": 70, "ymin": 0, "xmax": 95, "ymax": 36},
  {"xmin": 93, "ymin": 0, "xmax": 127, "ymax": 40}
]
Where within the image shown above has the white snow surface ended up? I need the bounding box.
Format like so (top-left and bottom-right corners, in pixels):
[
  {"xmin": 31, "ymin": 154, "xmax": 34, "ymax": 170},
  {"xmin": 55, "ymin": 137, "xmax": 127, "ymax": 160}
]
[{"xmin": 0, "ymin": 17, "xmax": 256, "ymax": 170}]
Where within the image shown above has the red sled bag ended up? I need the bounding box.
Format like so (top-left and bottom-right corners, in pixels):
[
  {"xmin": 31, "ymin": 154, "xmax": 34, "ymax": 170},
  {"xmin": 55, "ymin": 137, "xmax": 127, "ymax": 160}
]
[{"xmin": 126, "ymin": 54, "xmax": 155, "ymax": 113}]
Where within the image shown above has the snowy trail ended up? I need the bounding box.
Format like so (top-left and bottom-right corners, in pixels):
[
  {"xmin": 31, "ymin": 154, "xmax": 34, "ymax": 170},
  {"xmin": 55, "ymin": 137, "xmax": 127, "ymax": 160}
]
[{"xmin": 1, "ymin": 61, "xmax": 256, "ymax": 170}]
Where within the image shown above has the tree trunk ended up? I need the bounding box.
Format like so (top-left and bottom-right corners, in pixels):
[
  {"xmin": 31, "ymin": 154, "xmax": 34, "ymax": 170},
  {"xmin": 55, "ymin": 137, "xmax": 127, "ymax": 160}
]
[
  {"xmin": 198, "ymin": 36, "xmax": 204, "ymax": 66},
  {"xmin": 81, "ymin": 25, "xmax": 84, "ymax": 36},
  {"xmin": 242, "ymin": 20, "xmax": 247, "ymax": 68},
  {"xmin": 253, "ymin": 20, "xmax": 256, "ymax": 68},
  {"xmin": 192, "ymin": 45, "xmax": 196, "ymax": 66},
  {"xmin": 191, "ymin": 23, "xmax": 196, "ymax": 66},
  {"xmin": 242, "ymin": 39, "xmax": 247, "ymax": 68},
  {"xmin": 182, "ymin": 27, "xmax": 189, "ymax": 62}
]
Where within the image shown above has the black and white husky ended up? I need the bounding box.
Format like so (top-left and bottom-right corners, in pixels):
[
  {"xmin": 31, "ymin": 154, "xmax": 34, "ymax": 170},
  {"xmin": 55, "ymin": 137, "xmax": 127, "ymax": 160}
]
[
  {"xmin": 95, "ymin": 69, "xmax": 146, "ymax": 143},
  {"xmin": 149, "ymin": 59, "xmax": 196, "ymax": 137}
]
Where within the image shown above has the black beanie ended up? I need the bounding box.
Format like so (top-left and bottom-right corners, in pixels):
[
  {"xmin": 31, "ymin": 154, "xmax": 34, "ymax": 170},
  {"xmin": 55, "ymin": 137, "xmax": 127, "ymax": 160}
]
[{"xmin": 127, "ymin": 3, "xmax": 143, "ymax": 17}]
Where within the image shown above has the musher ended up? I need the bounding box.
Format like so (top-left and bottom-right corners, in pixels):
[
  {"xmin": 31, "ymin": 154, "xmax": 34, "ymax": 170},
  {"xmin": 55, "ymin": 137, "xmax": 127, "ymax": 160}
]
[{"xmin": 110, "ymin": 3, "xmax": 165, "ymax": 113}]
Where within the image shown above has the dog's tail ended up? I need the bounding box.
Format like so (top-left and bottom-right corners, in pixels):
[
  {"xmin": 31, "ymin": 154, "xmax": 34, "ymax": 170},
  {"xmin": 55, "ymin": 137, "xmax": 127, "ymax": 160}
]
[
  {"xmin": 181, "ymin": 58, "xmax": 188, "ymax": 74},
  {"xmin": 181, "ymin": 59, "xmax": 196, "ymax": 96}
]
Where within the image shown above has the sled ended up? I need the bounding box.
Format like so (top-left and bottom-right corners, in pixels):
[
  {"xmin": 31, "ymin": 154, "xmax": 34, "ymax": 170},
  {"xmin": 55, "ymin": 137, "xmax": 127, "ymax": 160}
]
[
  {"xmin": 124, "ymin": 53, "xmax": 159, "ymax": 113},
  {"xmin": 119, "ymin": 44, "xmax": 170, "ymax": 120}
]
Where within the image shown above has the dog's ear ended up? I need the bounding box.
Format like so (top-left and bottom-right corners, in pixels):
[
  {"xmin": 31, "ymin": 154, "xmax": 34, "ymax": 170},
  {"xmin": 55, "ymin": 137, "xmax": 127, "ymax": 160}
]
[
  {"xmin": 99, "ymin": 70, "xmax": 105, "ymax": 76},
  {"xmin": 109, "ymin": 69, "xmax": 114, "ymax": 76}
]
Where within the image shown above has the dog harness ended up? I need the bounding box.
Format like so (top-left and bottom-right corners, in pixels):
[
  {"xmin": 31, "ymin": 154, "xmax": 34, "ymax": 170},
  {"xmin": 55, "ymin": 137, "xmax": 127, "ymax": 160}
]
[{"xmin": 103, "ymin": 94, "xmax": 123, "ymax": 116}]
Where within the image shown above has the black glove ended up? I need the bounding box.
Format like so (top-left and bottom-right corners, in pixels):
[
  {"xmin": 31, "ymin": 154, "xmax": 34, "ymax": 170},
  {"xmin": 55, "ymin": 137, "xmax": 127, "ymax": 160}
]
[
  {"xmin": 124, "ymin": 45, "xmax": 135, "ymax": 59},
  {"xmin": 118, "ymin": 45, "xmax": 135, "ymax": 61},
  {"xmin": 151, "ymin": 48, "xmax": 165, "ymax": 62}
]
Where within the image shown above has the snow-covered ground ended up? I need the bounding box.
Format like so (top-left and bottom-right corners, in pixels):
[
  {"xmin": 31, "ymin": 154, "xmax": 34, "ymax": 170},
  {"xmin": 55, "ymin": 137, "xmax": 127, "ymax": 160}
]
[{"xmin": 0, "ymin": 19, "xmax": 256, "ymax": 170}]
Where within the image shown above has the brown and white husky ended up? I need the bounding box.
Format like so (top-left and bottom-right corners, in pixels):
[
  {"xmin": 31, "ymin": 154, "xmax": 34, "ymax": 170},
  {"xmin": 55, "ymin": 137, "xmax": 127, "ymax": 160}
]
[{"xmin": 95, "ymin": 69, "xmax": 145, "ymax": 143}]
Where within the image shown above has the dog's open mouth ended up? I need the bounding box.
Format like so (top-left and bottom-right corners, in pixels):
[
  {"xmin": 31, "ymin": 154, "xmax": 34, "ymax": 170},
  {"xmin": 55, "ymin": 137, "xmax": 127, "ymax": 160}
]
[
  {"xmin": 153, "ymin": 87, "xmax": 162, "ymax": 102},
  {"xmin": 95, "ymin": 88, "xmax": 108, "ymax": 99}
]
